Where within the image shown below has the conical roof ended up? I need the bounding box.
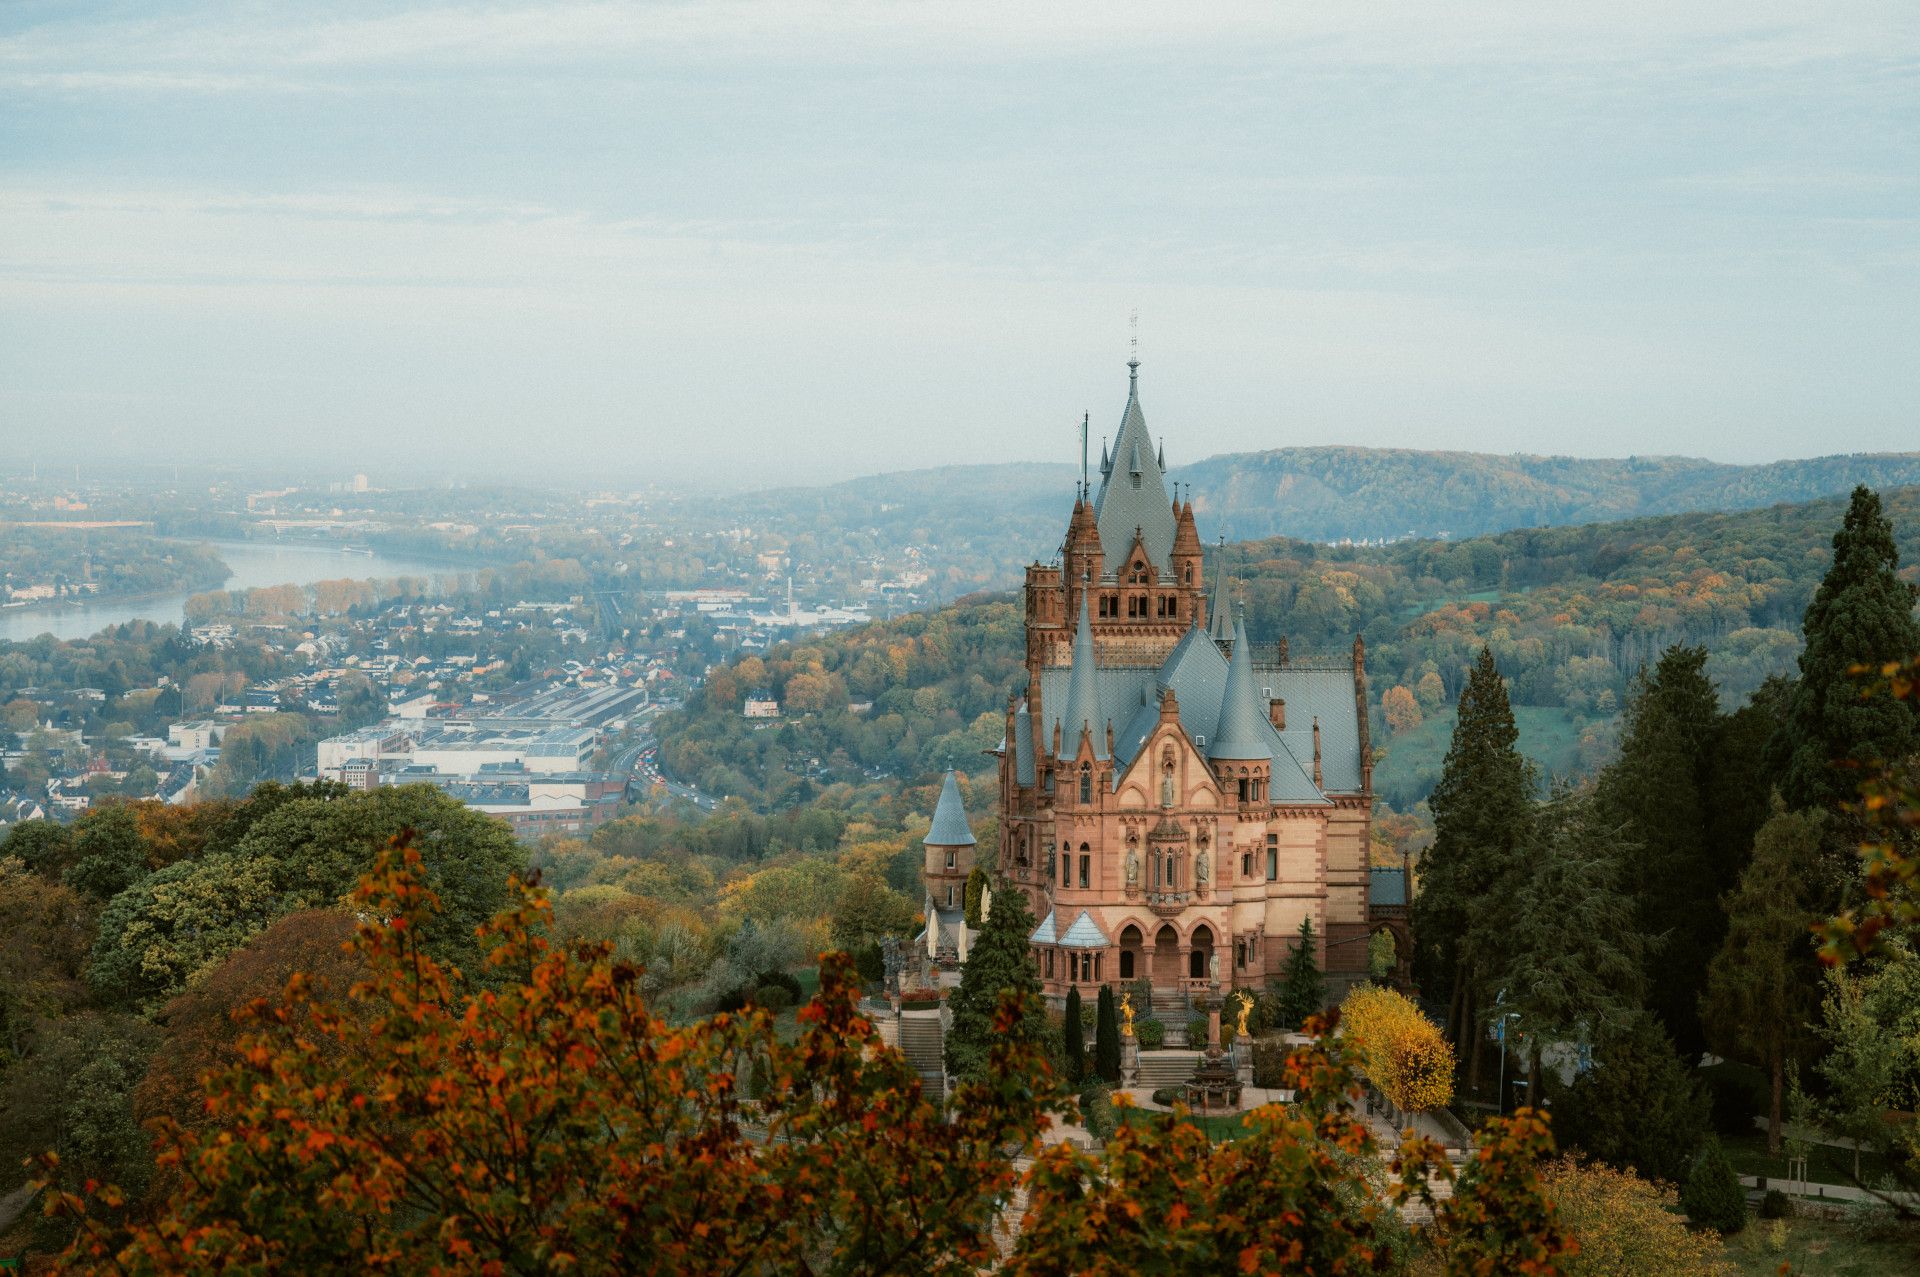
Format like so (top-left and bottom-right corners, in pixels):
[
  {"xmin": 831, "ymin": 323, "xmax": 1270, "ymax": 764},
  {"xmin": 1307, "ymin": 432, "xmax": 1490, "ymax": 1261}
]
[
  {"xmin": 1209, "ymin": 614, "xmax": 1270, "ymax": 760},
  {"xmin": 1091, "ymin": 360, "xmax": 1177, "ymax": 574},
  {"xmin": 926, "ymin": 769, "xmax": 976, "ymax": 846},
  {"xmin": 1061, "ymin": 593, "xmax": 1108, "ymax": 758},
  {"xmin": 1207, "ymin": 544, "xmax": 1233, "ymax": 643}
]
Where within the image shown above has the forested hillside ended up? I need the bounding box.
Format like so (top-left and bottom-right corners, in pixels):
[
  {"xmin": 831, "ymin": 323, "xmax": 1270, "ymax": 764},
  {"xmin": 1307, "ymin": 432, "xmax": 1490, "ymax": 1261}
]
[
  {"xmin": 1178, "ymin": 447, "xmax": 1920, "ymax": 543},
  {"xmin": 660, "ymin": 487, "xmax": 1920, "ymax": 812}
]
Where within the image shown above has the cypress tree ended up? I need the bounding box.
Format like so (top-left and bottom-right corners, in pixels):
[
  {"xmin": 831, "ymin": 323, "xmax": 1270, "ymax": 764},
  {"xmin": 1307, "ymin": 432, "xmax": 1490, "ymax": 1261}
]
[
  {"xmin": 944, "ymin": 880, "xmax": 1049, "ymax": 1084},
  {"xmin": 1773, "ymin": 486, "xmax": 1920, "ymax": 819},
  {"xmin": 1275, "ymin": 916, "xmax": 1326, "ymax": 1030},
  {"xmin": 1063, "ymin": 986, "xmax": 1085, "ymax": 1083},
  {"xmin": 1595, "ymin": 646, "xmax": 1721, "ymax": 1061},
  {"xmin": 1094, "ymin": 985, "xmax": 1122, "ymax": 1083},
  {"xmin": 1411, "ymin": 646, "xmax": 1534, "ymax": 1049}
]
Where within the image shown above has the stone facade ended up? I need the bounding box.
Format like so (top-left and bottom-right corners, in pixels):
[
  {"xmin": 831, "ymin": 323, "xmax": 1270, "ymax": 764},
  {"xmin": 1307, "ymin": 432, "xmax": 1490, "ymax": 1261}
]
[{"xmin": 973, "ymin": 360, "xmax": 1374, "ymax": 1004}]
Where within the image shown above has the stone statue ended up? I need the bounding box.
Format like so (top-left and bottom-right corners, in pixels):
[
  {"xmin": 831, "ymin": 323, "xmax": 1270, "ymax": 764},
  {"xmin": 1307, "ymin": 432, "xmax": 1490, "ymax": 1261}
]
[
  {"xmin": 1235, "ymin": 990, "xmax": 1253, "ymax": 1038},
  {"xmin": 1124, "ymin": 845, "xmax": 1140, "ymax": 886},
  {"xmin": 882, "ymin": 936, "xmax": 902, "ymax": 996},
  {"xmin": 1120, "ymin": 991, "xmax": 1135, "ymax": 1038},
  {"xmin": 1208, "ymin": 950, "xmax": 1219, "ymax": 982},
  {"xmin": 1194, "ymin": 848, "xmax": 1210, "ymax": 883},
  {"xmin": 1160, "ymin": 772, "xmax": 1175, "ymax": 807}
]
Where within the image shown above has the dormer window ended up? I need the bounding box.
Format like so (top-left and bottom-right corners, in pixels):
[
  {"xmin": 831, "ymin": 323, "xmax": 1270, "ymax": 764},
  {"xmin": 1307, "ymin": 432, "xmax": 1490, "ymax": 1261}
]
[{"xmin": 1131, "ymin": 472, "xmax": 1142, "ymax": 490}]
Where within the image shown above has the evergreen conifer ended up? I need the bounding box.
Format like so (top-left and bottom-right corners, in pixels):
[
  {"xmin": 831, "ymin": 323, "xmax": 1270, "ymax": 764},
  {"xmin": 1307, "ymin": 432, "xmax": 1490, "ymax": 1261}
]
[
  {"xmin": 1773, "ymin": 486, "xmax": 1920, "ymax": 818},
  {"xmin": 1063, "ymin": 986, "xmax": 1085, "ymax": 1082},
  {"xmin": 1681, "ymin": 1136, "xmax": 1747, "ymax": 1234},
  {"xmin": 1595, "ymin": 647, "xmax": 1722, "ymax": 1060},
  {"xmin": 1094, "ymin": 985, "xmax": 1122, "ymax": 1083},
  {"xmin": 1275, "ymin": 916, "xmax": 1327, "ymax": 1030},
  {"xmin": 1551, "ymin": 1011, "xmax": 1707, "ymax": 1185},
  {"xmin": 962, "ymin": 863, "xmax": 988, "ymax": 929},
  {"xmin": 943, "ymin": 880, "xmax": 1048, "ymax": 1084},
  {"xmin": 1411, "ymin": 646, "xmax": 1534, "ymax": 1046}
]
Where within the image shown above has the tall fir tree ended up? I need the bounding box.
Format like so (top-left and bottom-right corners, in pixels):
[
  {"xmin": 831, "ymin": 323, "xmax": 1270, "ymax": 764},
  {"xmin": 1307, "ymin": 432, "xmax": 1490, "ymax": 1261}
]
[
  {"xmin": 1595, "ymin": 646, "xmax": 1723, "ymax": 1062},
  {"xmin": 1062, "ymin": 985, "xmax": 1085, "ymax": 1083},
  {"xmin": 1773, "ymin": 486, "xmax": 1920, "ymax": 823},
  {"xmin": 1484, "ymin": 790, "xmax": 1647, "ymax": 1098},
  {"xmin": 1411, "ymin": 647, "xmax": 1534, "ymax": 1052},
  {"xmin": 943, "ymin": 880, "xmax": 1049, "ymax": 1084},
  {"xmin": 1701, "ymin": 805, "xmax": 1826, "ymax": 1154},
  {"xmin": 1274, "ymin": 916, "xmax": 1327, "ymax": 1030},
  {"xmin": 1094, "ymin": 985, "xmax": 1122, "ymax": 1083}
]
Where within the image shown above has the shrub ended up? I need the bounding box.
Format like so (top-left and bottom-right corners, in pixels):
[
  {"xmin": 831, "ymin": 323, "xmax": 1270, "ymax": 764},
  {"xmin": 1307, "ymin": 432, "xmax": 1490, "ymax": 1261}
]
[
  {"xmin": 898, "ymin": 990, "xmax": 941, "ymax": 1009},
  {"xmin": 1251, "ymin": 1037, "xmax": 1289, "ymax": 1089},
  {"xmin": 747, "ymin": 984, "xmax": 795, "ymax": 1013},
  {"xmin": 1151, "ymin": 1087, "xmax": 1181, "ymax": 1106},
  {"xmin": 1186, "ymin": 1017, "xmax": 1210, "ymax": 1049},
  {"xmin": 1682, "ymin": 1137, "xmax": 1747, "ymax": 1235},
  {"xmin": 1063, "ymin": 987, "xmax": 1086, "ymax": 1084},
  {"xmin": 1135, "ymin": 1018, "xmax": 1165, "ymax": 1050},
  {"xmin": 1758, "ymin": 1189, "xmax": 1791, "ymax": 1220},
  {"xmin": 1540, "ymin": 1157, "xmax": 1735, "ymax": 1275},
  {"xmin": 1081, "ymin": 1084, "xmax": 1118, "ymax": 1144}
]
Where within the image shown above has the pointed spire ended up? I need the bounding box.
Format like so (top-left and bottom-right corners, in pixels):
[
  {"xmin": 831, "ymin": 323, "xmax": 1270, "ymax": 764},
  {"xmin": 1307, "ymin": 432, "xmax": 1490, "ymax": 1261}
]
[
  {"xmin": 1210, "ymin": 613, "xmax": 1270, "ymax": 761},
  {"xmin": 1157, "ymin": 437, "xmax": 1165, "ymax": 469},
  {"xmin": 1061, "ymin": 593, "xmax": 1107, "ymax": 759},
  {"xmin": 927, "ymin": 769, "xmax": 977, "ymax": 847},
  {"xmin": 1092, "ymin": 358, "xmax": 1177, "ymax": 572},
  {"xmin": 1207, "ymin": 539, "xmax": 1233, "ymax": 643}
]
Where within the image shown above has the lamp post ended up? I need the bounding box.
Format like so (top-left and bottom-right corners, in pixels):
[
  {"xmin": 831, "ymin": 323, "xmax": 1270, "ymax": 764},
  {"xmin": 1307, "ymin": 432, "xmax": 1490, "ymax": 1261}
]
[{"xmin": 1494, "ymin": 1011, "xmax": 1519, "ymax": 1115}]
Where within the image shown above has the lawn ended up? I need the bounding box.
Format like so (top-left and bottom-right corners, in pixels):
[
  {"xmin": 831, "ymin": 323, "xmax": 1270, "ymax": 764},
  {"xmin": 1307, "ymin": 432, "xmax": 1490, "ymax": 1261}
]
[
  {"xmin": 1721, "ymin": 1128, "xmax": 1903, "ymax": 1192},
  {"xmin": 1722, "ymin": 1216, "xmax": 1920, "ymax": 1276}
]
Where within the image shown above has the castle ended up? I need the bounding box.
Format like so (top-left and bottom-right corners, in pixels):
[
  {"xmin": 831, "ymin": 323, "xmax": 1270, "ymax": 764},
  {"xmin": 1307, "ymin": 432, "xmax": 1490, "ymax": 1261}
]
[{"xmin": 924, "ymin": 359, "xmax": 1375, "ymax": 1003}]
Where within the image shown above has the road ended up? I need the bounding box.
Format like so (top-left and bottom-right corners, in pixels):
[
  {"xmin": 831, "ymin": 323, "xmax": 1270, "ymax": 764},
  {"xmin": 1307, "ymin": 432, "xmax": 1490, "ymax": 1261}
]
[{"xmin": 611, "ymin": 712, "xmax": 717, "ymax": 812}]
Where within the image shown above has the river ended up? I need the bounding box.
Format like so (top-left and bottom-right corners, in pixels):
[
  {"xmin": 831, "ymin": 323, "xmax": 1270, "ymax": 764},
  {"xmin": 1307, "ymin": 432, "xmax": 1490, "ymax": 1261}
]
[{"xmin": 0, "ymin": 539, "xmax": 474, "ymax": 643}]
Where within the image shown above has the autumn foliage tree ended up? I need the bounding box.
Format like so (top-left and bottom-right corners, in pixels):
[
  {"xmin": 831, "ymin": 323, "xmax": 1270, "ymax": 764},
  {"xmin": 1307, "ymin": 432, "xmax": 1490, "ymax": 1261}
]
[
  {"xmin": 1341, "ymin": 985, "xmax": 1456, "ymax": 1113},
  {"xmin": 44, "ymin": 838, "xmax": 1057, "ymax": 1274},
  {"xmin": 39, "ymin": 839, "xmax": 1577, "ymax": 1274}
]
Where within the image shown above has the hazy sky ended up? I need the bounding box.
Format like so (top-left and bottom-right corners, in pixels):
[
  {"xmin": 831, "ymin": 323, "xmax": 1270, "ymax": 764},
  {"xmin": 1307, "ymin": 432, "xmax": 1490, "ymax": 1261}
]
[{"xmin": 3, "ymin": 2, "xmax": 1916, "ymax": 488}]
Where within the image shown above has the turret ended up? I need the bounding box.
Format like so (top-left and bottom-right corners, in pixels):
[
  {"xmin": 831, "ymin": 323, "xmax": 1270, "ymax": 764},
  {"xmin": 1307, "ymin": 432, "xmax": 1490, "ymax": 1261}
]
[
  {"xmin": 1171, "ymin": 492, "xmax": 1204, "ymax": 613},
  {"xmin": 923, "ymin": 769, "xmax": 977, "ymax": 911},
  {"xmin": 1209, "ymin": 613, "xmax": 1272, "ymax": 807},
  {"xmin": 1206, "ymin": 540, "xmax": 1233, "ymax": 644}
]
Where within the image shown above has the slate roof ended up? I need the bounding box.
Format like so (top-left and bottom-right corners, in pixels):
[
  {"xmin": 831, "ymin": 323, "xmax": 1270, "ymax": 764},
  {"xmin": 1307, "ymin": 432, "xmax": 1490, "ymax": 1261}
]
[
  {"xmin": 1370, "ymin": 866, "xmax": 1407, "ymax": 908},
  {"xmin": 1059, "ymin": 594, "xmax": 1108, "ymax": 758},
  {"xmin": 1059, "ymin": 910, "xmax": 1110, "ymax": 949},
  {"xmin": 1209, "ymin": 616, "xmax": 1270, "ymax": 761},
  {"xmin": 1029, "ymin": 909, "xmax": 1057, "ymax": 944},
  {"xmin": 1031, "ymin": 631, "xmax": 1354, "ymax": 806},
  {"xmin": 926, "ymin": 769, "xmax": 976, "ymax": 846},
  {"xmin": 1207, "ymin": 545, "xmax": 1233, "ymax": 642},
  {"xmin": 1091, "ymin": 361, "xmax": 1177, "ymax": 574}
]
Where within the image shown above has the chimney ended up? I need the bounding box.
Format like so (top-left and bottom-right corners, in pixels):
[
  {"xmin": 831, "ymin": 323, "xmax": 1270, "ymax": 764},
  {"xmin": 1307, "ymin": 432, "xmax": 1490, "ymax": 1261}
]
[
  {"xmin": 1311, "ymin": 716, "xmax": 1323, "ymax": 788},
  {"xmin": 1278, "ymin": 636, "xmax": 1290, "ymax": 667},
  {"xmin": 1269, "ymin": 697, "xmax": 1286, "ymax": 730}
]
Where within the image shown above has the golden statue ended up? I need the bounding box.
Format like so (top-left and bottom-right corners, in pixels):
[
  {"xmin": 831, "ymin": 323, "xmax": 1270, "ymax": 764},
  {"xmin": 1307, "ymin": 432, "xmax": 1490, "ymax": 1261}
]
[
  {"xmin": 1120, "ymin": 991, "xmax": 1136, "ymax": 1038},
  {"xmin": 1234, "ymin": 991, "xmax": 1253, "ymax": 1038}
]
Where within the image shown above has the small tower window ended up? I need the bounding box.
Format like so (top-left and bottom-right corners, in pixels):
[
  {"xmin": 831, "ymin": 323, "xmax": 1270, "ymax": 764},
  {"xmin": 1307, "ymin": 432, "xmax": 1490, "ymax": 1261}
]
[
  {"xmin": 1131, "ymin": 472, "xmax": 1142, "ymax": 490},
  {"xmin": 1079, "ymin": 766, "xmax": 1092, "ymax": 804},
  {"xmin": 945, "ymin": 849, "xmax": 955, "ymax": 870},
  {"xmin": 1079, "ymin": 853, "xmax": 1091, "ymax": 888}
]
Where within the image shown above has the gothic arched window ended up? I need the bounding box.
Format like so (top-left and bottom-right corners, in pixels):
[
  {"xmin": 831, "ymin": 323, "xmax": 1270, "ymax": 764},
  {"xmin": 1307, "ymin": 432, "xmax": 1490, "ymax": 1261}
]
[{"xmin": 1079, "ymin": 765, "xmax": 1092, "ymax": 805}]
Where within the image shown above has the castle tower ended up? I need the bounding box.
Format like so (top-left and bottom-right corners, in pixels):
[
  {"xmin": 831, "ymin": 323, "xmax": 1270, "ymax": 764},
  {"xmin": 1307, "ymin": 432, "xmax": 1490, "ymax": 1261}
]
[{"xmin": 923, "ymin": 770, "xmax": 977, "ymax": 913}]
